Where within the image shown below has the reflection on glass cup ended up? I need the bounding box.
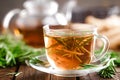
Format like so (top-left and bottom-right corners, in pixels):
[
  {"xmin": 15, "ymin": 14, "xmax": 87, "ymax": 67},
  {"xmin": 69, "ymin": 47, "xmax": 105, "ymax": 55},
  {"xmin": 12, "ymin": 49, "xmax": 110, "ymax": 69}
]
[{"xmin": 43, "ymin": 23, "xmax": 109, "ymax": 70}]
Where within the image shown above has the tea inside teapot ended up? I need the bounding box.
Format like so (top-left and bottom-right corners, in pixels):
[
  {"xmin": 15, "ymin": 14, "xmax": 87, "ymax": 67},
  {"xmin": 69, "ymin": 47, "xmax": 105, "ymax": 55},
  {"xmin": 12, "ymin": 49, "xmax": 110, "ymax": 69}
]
[{"xmin": 3, "ymin": 0, "xmax": 67, "ymax": 48}]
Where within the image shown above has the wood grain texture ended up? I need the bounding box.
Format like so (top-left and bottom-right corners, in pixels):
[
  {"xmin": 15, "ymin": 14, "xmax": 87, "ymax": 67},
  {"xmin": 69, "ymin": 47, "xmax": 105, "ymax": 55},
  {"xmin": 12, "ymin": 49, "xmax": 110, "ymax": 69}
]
[
  {"xmin": 50, "ymin": 75, "xmax": 76, "ymax": 80},
  {"xmin": 15, "ymin": 65, "xmax": 50, "ymax": 80},
  {"xmin": 0, "ymin": 65, "xmax": 120, "ymax": 80},
  {"xmin": 0, "ymin": 67, "xmax": 16, "ymax": 80},
  {"xmin": 115, "ymin": 67, "xmax": 120, "ymax": 73},
  {"xmin": 79, "ymin": 74, "xmax": 91, "ymax": 80}
]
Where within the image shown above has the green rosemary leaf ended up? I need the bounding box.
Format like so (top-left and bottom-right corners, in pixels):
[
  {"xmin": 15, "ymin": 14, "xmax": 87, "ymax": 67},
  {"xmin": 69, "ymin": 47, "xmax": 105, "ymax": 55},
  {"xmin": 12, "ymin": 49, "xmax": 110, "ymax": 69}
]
[
  {"xmin": 30, "ymin": 57, "xmax": 50, "ymax": 67},
  {"xmin": 81, "ymin": 64, "xmax": 97, "ymax": 69},
  {"xmin": 98, "ymin": 58, "xmax": 116, "ymax": 78},
  {"xmin": 0, "ymin": 34, "xmax": 44, "ymax": 68},
  {"xmin": 30, "ymin": 57, "xmax": 44, "ymax": 65},
  {"xmin": 110, "ymin": 51, "xmax": 120, "ymax": 66}
]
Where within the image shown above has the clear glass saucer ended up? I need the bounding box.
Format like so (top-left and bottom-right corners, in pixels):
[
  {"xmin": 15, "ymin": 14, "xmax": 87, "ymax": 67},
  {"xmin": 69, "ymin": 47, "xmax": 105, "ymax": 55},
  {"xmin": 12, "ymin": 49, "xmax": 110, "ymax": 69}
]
[{"xmin": 28, "ymin": 54, "xmax": 110, "ymax": 77}]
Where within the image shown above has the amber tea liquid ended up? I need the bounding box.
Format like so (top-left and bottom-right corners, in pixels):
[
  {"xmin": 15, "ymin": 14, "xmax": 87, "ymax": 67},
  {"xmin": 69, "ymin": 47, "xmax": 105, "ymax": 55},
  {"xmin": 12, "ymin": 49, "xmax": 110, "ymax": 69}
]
[
  {"xmin": 44, "ymin": 31, "xmax": 94, "ymax": 70},
  {"xmin": 12, "ymin": 23, "xmax": 45, "ymax": 48}
]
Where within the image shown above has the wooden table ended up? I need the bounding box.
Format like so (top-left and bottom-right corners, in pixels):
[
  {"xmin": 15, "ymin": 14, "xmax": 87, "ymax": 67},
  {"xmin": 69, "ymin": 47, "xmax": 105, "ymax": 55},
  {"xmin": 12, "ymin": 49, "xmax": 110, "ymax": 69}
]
[{"xmin": 0, "ymin": 64, "xmax": 120, "ymax": 80}]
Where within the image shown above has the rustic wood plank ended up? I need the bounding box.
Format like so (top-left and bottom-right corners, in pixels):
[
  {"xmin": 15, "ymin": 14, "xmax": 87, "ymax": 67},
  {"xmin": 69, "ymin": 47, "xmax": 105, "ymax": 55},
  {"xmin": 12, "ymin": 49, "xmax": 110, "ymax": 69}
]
[
  {"xmin": 115, "ymin": 67, "xmax": 120, "ymax": 73},
  {"xmin": 111, "ymin": 73, "xmax": 120, "ymax": 80},
  {"xmin": 117, "ymin": 73, "xmax": 120, "ymax": 80},
  {"xmin": 50, "ymin": 74, "xmax": 76, "ymax": 80},
  {"xmin": 0, "ymin": 67, "xmax": 17, "ymax": 80},
  {"xmin": 89, "ymin": 72, "xmax": 120, "ymax": 80},
  {"xmin": 15, "ymin": 65, "xmax": 50, "ymax": 80},
  {"xmin": 89, "ymin": 72, "xmax": 100, "ymax": 80},
  {"xmin": 79, "ymin": 74, "xmax": 91, "ymax": 80}
]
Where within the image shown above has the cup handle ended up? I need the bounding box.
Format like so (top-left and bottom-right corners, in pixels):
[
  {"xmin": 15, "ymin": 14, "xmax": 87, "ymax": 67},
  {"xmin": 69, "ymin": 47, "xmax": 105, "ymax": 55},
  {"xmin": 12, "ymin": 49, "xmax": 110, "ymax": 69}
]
[
  {"xmin": 3, "ymin": 9, "xmax": 21, "ymax": 32},
  {"xmin": 92, "ymin": 34, "xmax": 109, "ymax": 62}
]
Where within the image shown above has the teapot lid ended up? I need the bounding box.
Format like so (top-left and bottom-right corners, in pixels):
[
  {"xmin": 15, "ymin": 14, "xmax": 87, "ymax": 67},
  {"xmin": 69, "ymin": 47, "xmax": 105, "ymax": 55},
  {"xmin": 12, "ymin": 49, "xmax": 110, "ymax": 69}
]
[{"xmin": 23, "ymin": 0, "xmax": 58, "ymax": 15}]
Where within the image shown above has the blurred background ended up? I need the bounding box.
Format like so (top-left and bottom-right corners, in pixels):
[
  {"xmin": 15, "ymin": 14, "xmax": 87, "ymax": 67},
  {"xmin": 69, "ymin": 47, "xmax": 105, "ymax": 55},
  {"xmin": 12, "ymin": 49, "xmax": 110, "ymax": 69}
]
[
  {"xmin": 0, "ymin": 0, "xmax": 120, "ymax": 50},
  {"xmin": 1, "ymin": 0, "xmax": 120, "ymax": 23}
]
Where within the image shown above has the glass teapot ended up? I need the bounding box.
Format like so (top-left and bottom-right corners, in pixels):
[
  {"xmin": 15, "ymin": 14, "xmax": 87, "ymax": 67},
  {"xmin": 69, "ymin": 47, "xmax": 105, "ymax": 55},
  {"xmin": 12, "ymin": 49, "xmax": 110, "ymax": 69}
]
[{"xmin": 3, "ymin": 0, "xmax": 67, "ymax": 48}]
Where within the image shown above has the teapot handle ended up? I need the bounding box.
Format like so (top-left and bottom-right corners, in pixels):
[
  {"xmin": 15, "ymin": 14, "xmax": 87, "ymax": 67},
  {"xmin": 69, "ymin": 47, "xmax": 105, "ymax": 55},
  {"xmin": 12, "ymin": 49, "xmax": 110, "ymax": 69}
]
[{"xmin": 3, "ymin": 9, "xmax": 21, "ymax": 29}]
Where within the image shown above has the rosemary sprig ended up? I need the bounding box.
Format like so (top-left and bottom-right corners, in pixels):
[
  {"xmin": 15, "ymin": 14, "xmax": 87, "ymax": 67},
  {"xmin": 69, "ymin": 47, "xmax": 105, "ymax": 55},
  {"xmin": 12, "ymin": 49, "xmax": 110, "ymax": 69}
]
[
  {"xmin": 98, "ymin": 50, "xmax": 120, "ymax": 78},
  {"xmin": 110, "ymin": 51, "xmax": 120, "ymax": 66},
  {"xmin": 0, "ymin": 34, "xmax": 44, "ymax": 68},
  {"xmin": 29, "ymin": 57, "xmax": 50, "ymax": 67},
  {"xmin": 98, "ymin": 58, "xmax": 116, "ymax": 78},
  {"xmin": 81, "ymin": 64, "xmax": 97, "ymax": 69}
]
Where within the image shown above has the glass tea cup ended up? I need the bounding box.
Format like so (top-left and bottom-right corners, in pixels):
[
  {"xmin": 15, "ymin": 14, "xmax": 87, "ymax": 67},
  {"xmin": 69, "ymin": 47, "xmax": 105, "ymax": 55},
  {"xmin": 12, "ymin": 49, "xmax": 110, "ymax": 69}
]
[{"xmin": 43, "ymin": 23, "xmax": 109, "ymax": 70}]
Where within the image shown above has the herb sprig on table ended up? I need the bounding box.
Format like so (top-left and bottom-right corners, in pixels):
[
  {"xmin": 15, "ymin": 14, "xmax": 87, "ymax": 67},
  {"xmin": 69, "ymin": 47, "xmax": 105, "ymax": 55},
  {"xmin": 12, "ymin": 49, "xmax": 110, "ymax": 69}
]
[
  {"xmin": 0, "ymin": 34, "xmax": 44, "ymax": 68},
  {"xmin": 98, "ymin": 51, "xmax": 120, "ymax": 78}
]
